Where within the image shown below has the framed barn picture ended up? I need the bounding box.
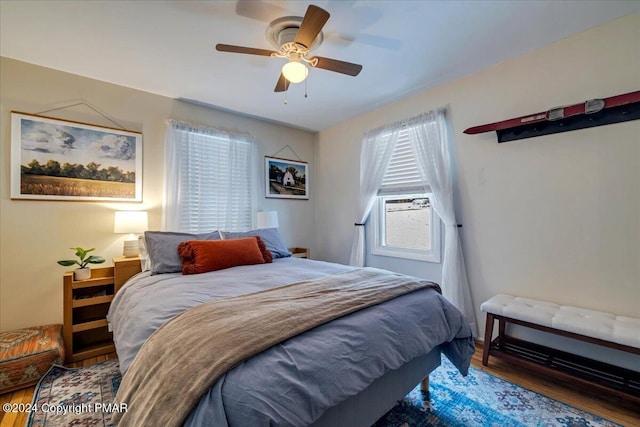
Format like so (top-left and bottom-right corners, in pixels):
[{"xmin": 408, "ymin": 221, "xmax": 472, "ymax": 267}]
[
  {"xmin": 10, "ymin": 112, "xmax": 142, "ymax": 201},
  {"xmin": 265, "ymin": 156, "xmax": 308, "ymax": 200}
]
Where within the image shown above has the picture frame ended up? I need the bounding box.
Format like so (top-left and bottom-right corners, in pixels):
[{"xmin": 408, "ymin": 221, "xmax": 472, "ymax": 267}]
[
  {"xmin": 265, "ymin": 156, "xmax": 308, "ymax": 200},
  {"xmin": 10, "ymin": 111, "xmax": 143, "ymax": 202}
]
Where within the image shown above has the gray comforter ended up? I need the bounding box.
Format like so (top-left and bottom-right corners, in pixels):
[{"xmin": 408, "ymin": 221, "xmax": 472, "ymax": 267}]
[{"xmin": 107, "ymin": 258, "xmax": 474, "ymax": 426}]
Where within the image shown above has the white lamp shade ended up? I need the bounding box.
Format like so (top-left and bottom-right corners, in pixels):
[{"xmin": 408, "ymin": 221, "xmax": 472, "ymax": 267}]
[
  {"xmin": 282, "ymin": 61, "xmax": 308, "ymax": 84},
  {"xmin": 113, "ymin": 211, "xmax": 148, "ymax": 234},
  {"xmin": 257, "ymin": 211, "xmax": 279, "ymax": 229},
  {"xmin": 114, "ymin": 211, "xmax": 148, "ymax": 258}
]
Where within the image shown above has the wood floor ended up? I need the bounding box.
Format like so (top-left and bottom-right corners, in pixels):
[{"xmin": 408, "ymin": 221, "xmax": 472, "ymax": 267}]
[{"xmin": 1, "ymin": 344, "xmax": 638, "ymax": 426}]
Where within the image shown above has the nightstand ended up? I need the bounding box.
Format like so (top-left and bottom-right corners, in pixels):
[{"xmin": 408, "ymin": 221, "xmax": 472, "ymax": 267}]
[
  {"xmin": 289, "ymin": 247, "xmax": 310, "ymax": 259},
  {"xmin": 62, "ymin": 256, "xmax": 139, "ymax": 363}
]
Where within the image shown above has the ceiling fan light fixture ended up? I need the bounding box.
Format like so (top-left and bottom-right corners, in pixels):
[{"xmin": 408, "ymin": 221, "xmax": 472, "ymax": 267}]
[{"xmin": 282, "ymin": 60, "xmax": 308, "ymax": 83}]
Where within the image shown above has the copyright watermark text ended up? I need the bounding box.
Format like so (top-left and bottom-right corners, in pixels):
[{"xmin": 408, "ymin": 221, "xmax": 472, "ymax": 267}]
[{"xmin": 3, "ymin": 402, "xmax": 128, "ymax": 414}]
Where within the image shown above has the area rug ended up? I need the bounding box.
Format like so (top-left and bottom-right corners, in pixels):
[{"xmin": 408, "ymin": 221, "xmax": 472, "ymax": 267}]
[
  {"xmin": 374, "ymin": 357, "xmax": 621, "ymax": 427},
  {"xmin": 26, "ymin": 357, "xmax": 620, "ymax": 427},
  {"xmin": 26, "ymin": 359, "xmax": 120, "ymax": 427}
]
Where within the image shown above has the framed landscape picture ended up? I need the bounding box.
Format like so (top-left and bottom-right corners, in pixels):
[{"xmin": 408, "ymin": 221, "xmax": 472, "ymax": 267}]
[
  {"xmin": 265, "ymin": 156, "xmax": 308, "ymax": 200},
  {"xmin": 10, "ymin": 112, "xmax": 142, "ymax": 201}
]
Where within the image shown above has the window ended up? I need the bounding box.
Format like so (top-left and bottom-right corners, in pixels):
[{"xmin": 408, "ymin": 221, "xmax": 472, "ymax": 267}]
[
  {"xmin": 371, "ymin": 128, "xmax": 441, "ymax": 262},
  {"xmin": 165, "ymin": 121, "xmax": 255, "ymax": 233}
]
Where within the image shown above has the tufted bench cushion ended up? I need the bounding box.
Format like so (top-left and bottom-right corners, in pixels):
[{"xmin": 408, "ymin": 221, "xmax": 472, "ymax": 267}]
[
  {"xmin": 481, "ymin": 294, "xmax": 640, "ymax": 349},
  {"xmin": 0, "ymin": 324, "xmax": 65, "ymax": 394}
]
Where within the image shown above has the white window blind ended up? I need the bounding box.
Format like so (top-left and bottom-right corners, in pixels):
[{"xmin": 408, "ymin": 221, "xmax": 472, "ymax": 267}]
[
  {"xmin": 165, "ymin": 121, "xmax": 255, "ymax": 233},
  {"xmin": 378, "ymin": 127, "xmax": 429, "ymax": 195}
]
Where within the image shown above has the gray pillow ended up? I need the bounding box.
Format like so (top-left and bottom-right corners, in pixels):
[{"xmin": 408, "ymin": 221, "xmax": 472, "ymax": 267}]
[
  {"xmin": 145, "ymin": 230, "xmax": 221, "ymax": 275},
  {"xmin": 221, "ymin": 228, "xmax": 291, "ymax": 259}
]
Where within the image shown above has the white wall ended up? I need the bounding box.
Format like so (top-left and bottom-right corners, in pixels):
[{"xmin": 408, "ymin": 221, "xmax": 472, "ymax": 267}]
[
  {"xmin": 315, "ymin": 13, "xmax": 640, "ymax": 358},
  {"xmin": 0, "ymin": 58, "xmax": 316, "ymax": 331}
]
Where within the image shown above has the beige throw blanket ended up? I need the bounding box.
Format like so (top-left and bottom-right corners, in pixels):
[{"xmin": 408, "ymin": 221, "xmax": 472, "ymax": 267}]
[{"xmin": 113, "ymin": 268, "xmax": 440, "ymax": 426}]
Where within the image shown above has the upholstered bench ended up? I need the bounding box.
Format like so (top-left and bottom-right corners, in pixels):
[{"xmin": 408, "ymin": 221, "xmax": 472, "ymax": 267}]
[
  {"xmin": 0, "ymin": 324, "xmax": 65, "ymax": 394},
  {"xmin": 480, "ymin": 294, "xmax": 640, "ymax": 402}
]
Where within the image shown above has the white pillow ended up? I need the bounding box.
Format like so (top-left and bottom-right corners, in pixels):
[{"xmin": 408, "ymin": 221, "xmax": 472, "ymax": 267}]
[{"xmin": 138, "ymin": 235, "xmax": 151, "ymax": 272}]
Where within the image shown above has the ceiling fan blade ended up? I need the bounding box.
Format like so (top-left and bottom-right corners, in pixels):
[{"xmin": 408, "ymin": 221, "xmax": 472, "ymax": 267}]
[
  {"xmin": 274, "ymin": 73, "xmax": 289, "ymax": 92},
  {"xmin": 294, "ymin": 5, "xmax": 330, "ymax": 49},
  {"xmin": 311, "ymin": 56, "xmax": 363, "ymax": 76},
  {"xmin": 216, "ymin": 44, "xmax": 276, "ymax": 57}
]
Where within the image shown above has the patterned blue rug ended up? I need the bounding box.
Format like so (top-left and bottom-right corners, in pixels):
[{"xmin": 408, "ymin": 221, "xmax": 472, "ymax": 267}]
[
  {"xmin": 374, "ymin": 357, "xmax": 621, "ymax": 427},
  {"xmin": 27, "ymin": 357, "xmax": 620, "ymax": 427}
]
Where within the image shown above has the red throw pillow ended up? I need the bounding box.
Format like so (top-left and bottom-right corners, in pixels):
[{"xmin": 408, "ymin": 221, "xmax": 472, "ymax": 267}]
[
  {"xmin": 178, "ymin": 237, "xmax": 266, "ymax": 274},
  {"xmin": 255, "ymin": 236, "xmax": 273, "ymax": 264}
]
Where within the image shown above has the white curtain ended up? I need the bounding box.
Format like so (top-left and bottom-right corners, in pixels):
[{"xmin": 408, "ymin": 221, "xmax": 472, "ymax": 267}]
[
  {"xmin": 164, "ymin": 120, "xmax": 257, "ymax": 233},
  {"xmin": 349, "ymin": 123, "xmax": 402, "ymax": 266},
  {"xmin": 409, "ymin": 109, "xmax": 477, "ymax": 335}
]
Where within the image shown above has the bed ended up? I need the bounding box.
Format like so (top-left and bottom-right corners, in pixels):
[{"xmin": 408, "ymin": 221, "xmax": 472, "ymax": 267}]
[{"xmin": 107, "ymin": 230, "xmax": 475, "ymax": 427}]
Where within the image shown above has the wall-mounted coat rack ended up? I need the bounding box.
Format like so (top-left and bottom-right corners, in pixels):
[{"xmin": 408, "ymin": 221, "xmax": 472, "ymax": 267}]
[{"xmin": 464, "ymin": 90, "xmax": 640, "ymax": 143}]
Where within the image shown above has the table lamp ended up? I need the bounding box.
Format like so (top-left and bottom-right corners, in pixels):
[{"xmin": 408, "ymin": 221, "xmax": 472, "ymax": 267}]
[
  {"xmin": 113, "ymin": 210, "xmax": 148, "ymax": 257},
  {"xmin": 257, "ymin": 211, "xmax": 279, "ymax": 229}
]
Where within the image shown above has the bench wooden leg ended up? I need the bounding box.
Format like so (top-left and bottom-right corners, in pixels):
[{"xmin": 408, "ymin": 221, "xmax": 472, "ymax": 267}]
[
  {"xmin": 498, "ymin": 317, "xmax": 506, "ymax": 338},
  {"xmin": 482, "ymin": 312, "xmax": 495, "ymax": 366},
  {"xmin": 420, "ymin": 376, "xmax": 430, "ymax": 399}
]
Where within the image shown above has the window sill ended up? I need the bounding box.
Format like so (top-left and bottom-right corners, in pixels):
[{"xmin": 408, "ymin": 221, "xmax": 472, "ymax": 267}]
[{"xmin": 371, "ymin": 247, "xmax": 441, "ymax": 263}]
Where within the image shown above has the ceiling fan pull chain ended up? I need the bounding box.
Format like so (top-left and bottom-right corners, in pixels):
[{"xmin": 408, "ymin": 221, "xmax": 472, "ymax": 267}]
[{"xmin": 305, "ymin": 78, "xmax": 308, "ymax": 98}]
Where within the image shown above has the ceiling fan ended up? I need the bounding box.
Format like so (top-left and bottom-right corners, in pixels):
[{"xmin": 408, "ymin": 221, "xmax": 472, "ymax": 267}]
[{"xmin": 216, "ymin": 4, "xmax": 363, "ymax": 93}]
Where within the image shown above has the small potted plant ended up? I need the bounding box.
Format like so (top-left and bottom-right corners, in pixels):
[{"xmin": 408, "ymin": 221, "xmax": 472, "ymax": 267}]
[{"xmin": 57, "ymin": 247, "xmax": 106, "ymax": 281}]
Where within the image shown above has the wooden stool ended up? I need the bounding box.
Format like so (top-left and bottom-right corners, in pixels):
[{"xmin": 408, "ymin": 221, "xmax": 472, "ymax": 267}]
[{"xmin": 0, "ymin": 324, "xmax": 65, "ymax": 394}]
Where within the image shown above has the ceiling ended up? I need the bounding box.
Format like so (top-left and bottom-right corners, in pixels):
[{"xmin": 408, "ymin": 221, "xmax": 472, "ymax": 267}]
[{"xmin": 1, "ymin": 1, "xmax": 638, "ymax": 132}]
